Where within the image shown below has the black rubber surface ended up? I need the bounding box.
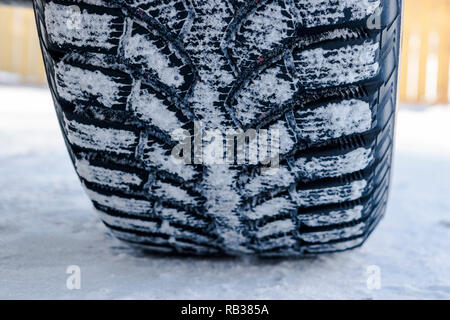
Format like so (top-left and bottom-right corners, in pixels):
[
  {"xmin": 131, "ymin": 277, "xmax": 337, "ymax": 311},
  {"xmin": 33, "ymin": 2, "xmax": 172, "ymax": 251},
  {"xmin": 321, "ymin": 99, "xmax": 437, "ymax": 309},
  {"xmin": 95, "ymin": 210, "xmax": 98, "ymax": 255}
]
[{"xmin": 33, "ymin": 0, "xmax": 402, "ymax": 256}]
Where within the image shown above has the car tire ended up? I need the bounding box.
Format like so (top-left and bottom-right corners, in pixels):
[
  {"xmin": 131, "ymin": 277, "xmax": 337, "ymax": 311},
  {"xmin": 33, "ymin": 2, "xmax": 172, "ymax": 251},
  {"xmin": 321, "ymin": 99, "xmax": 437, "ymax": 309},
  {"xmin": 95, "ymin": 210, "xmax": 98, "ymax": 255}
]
[{"xmin": 33, "ymin": 0, "xmax": 402, "ymax": 256}]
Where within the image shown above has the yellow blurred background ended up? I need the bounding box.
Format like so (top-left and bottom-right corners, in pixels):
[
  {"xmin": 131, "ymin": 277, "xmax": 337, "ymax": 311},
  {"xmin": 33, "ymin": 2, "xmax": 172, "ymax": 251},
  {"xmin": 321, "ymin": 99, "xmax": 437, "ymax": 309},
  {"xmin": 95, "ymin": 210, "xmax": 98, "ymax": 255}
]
[
  {"xmin": 0, "ymin": 5, "xmax": 45, "ymax": 85},
  {"xmin": 0, "ymin": 0, "xmax": 449, "ymax": 103}
]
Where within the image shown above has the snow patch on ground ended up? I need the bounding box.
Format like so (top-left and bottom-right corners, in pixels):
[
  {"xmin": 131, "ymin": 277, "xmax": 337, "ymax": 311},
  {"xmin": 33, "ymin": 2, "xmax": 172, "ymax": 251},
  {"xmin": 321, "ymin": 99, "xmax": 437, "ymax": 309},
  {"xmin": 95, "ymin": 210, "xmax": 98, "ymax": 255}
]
[{"xmin": 0, "ymin": 86, "xmax": 449, "ymax": 299}]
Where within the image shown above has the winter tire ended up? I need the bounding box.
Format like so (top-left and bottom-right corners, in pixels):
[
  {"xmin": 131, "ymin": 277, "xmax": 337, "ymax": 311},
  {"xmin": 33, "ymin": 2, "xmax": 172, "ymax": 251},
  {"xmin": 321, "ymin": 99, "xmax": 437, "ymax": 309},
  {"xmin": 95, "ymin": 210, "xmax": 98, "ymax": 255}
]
[{"xmin": 33, "ymin": 0, "xmax": 402, "ymax": 256}]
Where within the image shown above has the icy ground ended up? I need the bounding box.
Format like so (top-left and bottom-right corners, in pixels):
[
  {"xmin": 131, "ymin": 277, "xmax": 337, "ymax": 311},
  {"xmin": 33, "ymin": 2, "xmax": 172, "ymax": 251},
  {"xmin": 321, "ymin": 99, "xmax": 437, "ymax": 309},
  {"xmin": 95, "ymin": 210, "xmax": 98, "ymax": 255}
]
[{"xmin": 0, "ymin": 85, "xmax": 449, "ymax": 299}]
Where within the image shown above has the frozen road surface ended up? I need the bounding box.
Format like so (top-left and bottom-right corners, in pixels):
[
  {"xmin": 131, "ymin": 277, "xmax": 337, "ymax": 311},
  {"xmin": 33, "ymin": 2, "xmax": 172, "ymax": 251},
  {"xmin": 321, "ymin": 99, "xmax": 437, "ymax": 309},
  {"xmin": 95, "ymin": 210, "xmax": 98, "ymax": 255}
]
[{"xmin": 0, "ymin": 85, "xmax": 449, "ymax": 299}]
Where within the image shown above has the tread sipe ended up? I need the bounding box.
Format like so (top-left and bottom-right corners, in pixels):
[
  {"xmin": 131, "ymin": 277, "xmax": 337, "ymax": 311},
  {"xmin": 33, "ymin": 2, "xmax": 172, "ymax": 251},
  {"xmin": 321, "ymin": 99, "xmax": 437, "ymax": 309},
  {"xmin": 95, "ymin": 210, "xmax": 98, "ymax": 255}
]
[{"xmin": 33, "ymin": 0, "xmax": 402, "ymax": 256}]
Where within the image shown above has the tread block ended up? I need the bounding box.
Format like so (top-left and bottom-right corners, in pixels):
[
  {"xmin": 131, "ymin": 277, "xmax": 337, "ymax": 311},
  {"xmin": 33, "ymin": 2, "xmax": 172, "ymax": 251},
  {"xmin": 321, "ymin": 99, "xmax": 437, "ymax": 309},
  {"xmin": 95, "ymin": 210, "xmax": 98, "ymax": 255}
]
[
  {"xmin": 110, "ymin": 228, "xmax": 219, "ymax": 254},
  {"xmin": 87, "ymin": 189, "xmax": 153, "ymax": 215},
  {"xmin": 293, "ymin": 180, "xmax": 369, "ymax": 207},
  {"xmin": 243, "ymin": 166, "xmax": 296, "ymax": 198},
  {"xmin": 103, "ymin": 216, "xmax": 215, "ymax": 245},
  {"xmin": 140, "ymin": 137, "xmax": 198, "ymax": 181},
  {"xmin": 75, "ymin": 158, "xmax": 143, "ymax": 191},
  {"xmin": 233, "ymin": 64, "xmax": 296, "ymax": 126},
  {"xmin": 255, "ymin": 235, "xmax": 297, "ymax": 251},
  {"xmin": 151, "ymin": 180, "xmax": 201, "ymax": 207},
  {"xmin": 55, "ymin": 60, "xmax": 131, "ymax": 109},
  {"xmin": 297, "ymin": 205, "xmax": 364, "ymax": 227},
  {"xmin": 267, "ymin": 119, "xmax": 297, "ymax": 156},
  {"xmin": 245, "ymin": 197, "xmax": 296, "ymax": 220},
  {"xmin": 130, "ymin": 0, "xmax": 190, "ymax": 36},
  {"xmin": 254, "ymin": 219, "xmax": 296, "ymax": 239},
  {"xmin": 129, "ymin": 84, "xmax": 186, "ymax": 132},
  {"xmin": 295, "ymin": 99, "xmax": 373, "ymax": 143},
  {"xmin": 299, "ymin": 222, "xmax": 366, "ymax": 243},
  {"xmin": 230, "ymin": 0, "xmax": 295, "ymax": 68},
  {"xmin": 292, "ymin": 147, "xmax": 373, "ymax": 180},
  {"xmin": 124, "ymin": 24, "xmax": 193, "ymax": 90},
  {"xmin": 293, "ymin": 40, "xmax": 380, "ymax": 89},
  {"xmin": 63, "ymin": 116, "xmax": 138, "ymax": 154},
  {"xmin": 292, "ymin": 0, "xmax": 381, "ymax": 28},
  {"xmin": 303, "ymin": 237, "xmax": 365, "ymax": 253},
  {"xmin": 44, "ymin": 1, "xmax": 124, "ymax": 53},
  {"xmin": 155, "ymin": 207, "xmax": 210, "ymax": 229}
]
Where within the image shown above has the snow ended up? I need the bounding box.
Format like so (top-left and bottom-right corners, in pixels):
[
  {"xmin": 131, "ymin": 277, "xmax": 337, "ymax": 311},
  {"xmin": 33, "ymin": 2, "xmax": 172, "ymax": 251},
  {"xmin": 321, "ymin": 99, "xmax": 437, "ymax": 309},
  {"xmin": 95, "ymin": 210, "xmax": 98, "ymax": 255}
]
[
  {"xmin": 0, "ymin": 71, "xmax": 23, "ymax": 86},
  {"xmin": 143, "ymin": 143, "xmax": 197, "ymax": 181},
  {"xmin": 84, "ymin": 189, "xmax": 152, "ymax": 215},
  {"xmin": 0, "ymin": 85, "xmax": 449, "ymax": 299},
  {"xmin": 296, "ymin": 40, "xmax": 380, "ymax": 89},
  {"xmin": 293, "ymin": 180, "xmax": 367, "ymax": 207},
  {"xmin": 44, "ymin": 2, "xmax": 117, "ymax": 50},
  {"xmin": 296, "ymin": 99, "xmax": 372, "ymax": 142},
  {"xmin": 75, "ymin": 159, "xmax": 143, "ymax": 190},
  {"xmin": 294, "ymin": 147, "xmax": 373, "ymax": 179},
  {"xmin": 123, "ymin": 33, "xmax": 185, "ymax": 88},
  {"xmin": 246, "ymin": 197, "xmax": 296, "ymax": 221},
  {"xmin": 131, "ymin": 83, "xmax": 183, "ymax": 132},
  {"xmin": 63, "ymin": 115, "xmax": 137, "ymax": 154},
  {"xmin": 294, "ymin": 0, "xmax": 381, "ymax": 28},
  {"xmin": 55, "ymin": 62, "xmax": 123, "ymax": 108},
  {"xmin": 152, "ymin": 181, "xmax": 198, "ymax": 205},
  {"xmin": 298, "ymin": 205, "xmax": 364, "ymax": 228}
]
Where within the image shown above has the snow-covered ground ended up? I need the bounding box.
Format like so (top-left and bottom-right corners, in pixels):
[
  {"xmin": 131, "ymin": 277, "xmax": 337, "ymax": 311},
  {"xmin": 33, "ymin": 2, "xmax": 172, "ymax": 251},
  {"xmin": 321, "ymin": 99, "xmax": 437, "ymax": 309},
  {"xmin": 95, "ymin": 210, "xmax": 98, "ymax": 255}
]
[{"xmin": 0, "ymin": 85, "xmax": 449, "ymax": 299}]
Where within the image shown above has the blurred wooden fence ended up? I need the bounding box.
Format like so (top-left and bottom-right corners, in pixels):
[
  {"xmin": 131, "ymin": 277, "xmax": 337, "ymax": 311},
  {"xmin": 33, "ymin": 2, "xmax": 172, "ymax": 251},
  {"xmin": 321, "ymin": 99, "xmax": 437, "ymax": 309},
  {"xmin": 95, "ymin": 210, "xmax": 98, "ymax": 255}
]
[
  {"xmin": 0, "ymin": 5, "xmax": 46, "ymax": 85},
  {"xmin": 0, "ymin": 1, "xmax": 450, "ymax": 103},
  {"xmin": 400, "ymin": 0, "xmax": 450, "ymax": 104}
]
